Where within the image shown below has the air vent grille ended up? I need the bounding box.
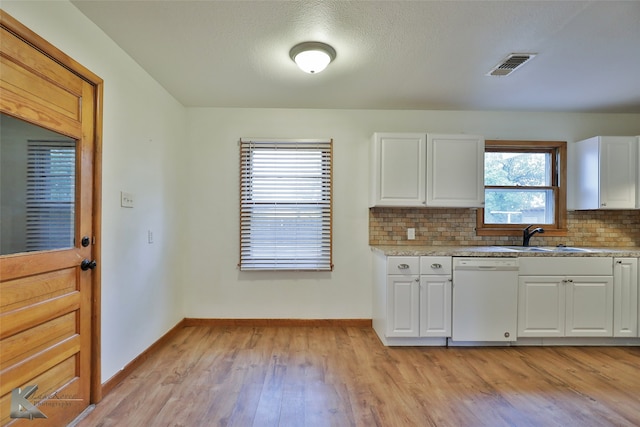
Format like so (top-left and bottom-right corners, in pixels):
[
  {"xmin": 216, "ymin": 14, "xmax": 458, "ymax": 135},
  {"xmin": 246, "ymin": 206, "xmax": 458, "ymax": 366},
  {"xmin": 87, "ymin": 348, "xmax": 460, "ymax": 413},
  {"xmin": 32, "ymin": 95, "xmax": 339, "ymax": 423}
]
[{"xmin": 487, "ymin": 53, "xmax": 536, "ymax": 76}]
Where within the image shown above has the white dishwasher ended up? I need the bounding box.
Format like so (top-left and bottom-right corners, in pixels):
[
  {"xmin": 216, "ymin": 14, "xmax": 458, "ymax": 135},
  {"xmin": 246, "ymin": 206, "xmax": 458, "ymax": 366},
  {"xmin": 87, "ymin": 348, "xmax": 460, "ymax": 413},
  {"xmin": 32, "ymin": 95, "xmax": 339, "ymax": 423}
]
[{"xmin": 452, "ymin": 258, "xmax": 519, "ymax": 342}]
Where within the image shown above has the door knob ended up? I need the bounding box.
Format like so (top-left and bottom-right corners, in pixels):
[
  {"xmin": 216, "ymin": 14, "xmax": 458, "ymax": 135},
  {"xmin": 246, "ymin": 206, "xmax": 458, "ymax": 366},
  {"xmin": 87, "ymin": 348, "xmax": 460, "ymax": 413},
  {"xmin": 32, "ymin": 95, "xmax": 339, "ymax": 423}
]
[{"xmin": 81, "ymin": 259, "xmax": 97, "ymax": 271}]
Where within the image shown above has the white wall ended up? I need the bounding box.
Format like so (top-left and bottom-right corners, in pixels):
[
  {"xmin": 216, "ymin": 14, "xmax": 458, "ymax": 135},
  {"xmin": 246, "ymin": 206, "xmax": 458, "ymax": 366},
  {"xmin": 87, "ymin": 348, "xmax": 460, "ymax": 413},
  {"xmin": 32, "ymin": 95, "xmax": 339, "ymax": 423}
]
[
  {"xmin": 182, "ymin": 108, "xmax": 640, "ymax": 318},
  {"xmin": 184, "ymin": 109, "xmax": 373, "ymax": 319},
  {"xmin": 2, "ymin": 1, "xmax": 187, "ymax": 383}
]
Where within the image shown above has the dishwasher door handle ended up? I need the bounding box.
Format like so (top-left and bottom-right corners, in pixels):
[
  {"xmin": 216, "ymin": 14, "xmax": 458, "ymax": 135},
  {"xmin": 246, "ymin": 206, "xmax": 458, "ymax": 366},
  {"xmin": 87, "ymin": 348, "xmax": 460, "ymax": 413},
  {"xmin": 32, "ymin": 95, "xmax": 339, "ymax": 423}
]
[{"xmin": 455, "ymin": 266, "xmax": 518, "ymax": 271}]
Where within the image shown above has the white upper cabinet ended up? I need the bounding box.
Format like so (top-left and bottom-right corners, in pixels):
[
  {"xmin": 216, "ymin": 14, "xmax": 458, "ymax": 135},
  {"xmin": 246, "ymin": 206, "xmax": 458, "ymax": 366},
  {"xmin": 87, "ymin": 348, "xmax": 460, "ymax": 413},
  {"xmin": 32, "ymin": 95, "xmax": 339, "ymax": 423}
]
[
  {"xmin": 574, "ymin": 136, "xmax": 638, "ymax": 209},
  {"xmin": 637, "ymin": 136, "xmax": 640, "ymax": 208},
  {"xmin": 426, "ymin": 134, "xmax": 484, "ymax": 207},
  {"xmin": 370, "ymin": 133, "xmax": 426, "ymax": 207},
  {"xmin": 370, "ymin": 132, "xmax": 484, "ymax": 207}
]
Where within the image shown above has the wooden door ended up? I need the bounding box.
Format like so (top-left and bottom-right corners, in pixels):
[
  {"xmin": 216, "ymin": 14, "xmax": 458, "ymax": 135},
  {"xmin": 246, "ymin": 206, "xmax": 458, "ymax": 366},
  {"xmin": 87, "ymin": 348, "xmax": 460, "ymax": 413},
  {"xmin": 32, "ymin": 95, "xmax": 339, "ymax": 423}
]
[{"xmin": 0, "ymin": 11, "xmax": 102, "ymax": 426}]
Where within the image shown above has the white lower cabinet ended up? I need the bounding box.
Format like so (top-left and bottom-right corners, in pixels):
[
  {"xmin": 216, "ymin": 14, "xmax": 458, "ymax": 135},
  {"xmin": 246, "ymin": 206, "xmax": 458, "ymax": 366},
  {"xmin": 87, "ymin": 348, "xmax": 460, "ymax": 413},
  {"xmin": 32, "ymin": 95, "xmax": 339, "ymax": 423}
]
[
  {"xmin": 518, "ymin": 275, "xmax": 614, "ymax": 337},
  {"xmin": 518, "ymin": 276, "xmax": 565, "ymax": 337},
  {"xmin": 385, "ymin": 257, "xmax": 452, "ymax": 338},
  {"xmin": 387, "ymin": 274, "xmax": 420, "ymax": 337},
  {"xmin": 373, "ymin": 254, "xmax": 451, "ymax": 344},
  {"xmin": 419, "ymin": 266, "xmax": 452, "ymax": 337},
  {"xmin": 518, "ymin": 257, "xmax": 614, "ymax": 338},
  {"xmin": 374, "ymin": 253, "xmax": 636, "ymax": 346},
  {"xmin": 613, "ymin": 258, "xmax": 638, "ymax": 337},
  {"xmin": 565, "ymin": 276, "xmax": 614, "ymax": 336}
]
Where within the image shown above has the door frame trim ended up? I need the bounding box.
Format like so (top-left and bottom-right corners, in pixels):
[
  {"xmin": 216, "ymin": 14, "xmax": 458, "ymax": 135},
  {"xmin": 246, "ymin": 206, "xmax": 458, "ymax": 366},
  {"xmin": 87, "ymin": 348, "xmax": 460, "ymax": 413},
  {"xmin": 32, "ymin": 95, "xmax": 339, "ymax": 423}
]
[{"xmin": 1, "ymin": 9, "xmax": 104, "ymax": 403}]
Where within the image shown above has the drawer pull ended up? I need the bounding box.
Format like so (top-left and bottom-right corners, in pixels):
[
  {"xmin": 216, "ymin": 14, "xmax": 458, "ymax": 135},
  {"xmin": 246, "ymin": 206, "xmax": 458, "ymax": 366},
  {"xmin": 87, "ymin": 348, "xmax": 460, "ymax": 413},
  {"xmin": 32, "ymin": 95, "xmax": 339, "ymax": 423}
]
[
  {"xmin": 431, "ymin": 263, "xmax": 442, "ymax": 269},
  {"xmin": 398, "ymin": 264, "xmax": 410, "ymax": 269}
]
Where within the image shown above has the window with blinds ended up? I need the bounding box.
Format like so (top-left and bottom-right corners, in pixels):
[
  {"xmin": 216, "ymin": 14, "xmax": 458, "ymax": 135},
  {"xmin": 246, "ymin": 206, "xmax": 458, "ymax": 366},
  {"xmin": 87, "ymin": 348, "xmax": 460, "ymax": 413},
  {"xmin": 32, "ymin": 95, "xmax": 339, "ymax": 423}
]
[
  {"xmin": 239, "ymin": 139, "xmax": 333, "ymax": 271},
  {"xmin": 25, "ymin": 140, "xmax": 76, "ymax": 252}
]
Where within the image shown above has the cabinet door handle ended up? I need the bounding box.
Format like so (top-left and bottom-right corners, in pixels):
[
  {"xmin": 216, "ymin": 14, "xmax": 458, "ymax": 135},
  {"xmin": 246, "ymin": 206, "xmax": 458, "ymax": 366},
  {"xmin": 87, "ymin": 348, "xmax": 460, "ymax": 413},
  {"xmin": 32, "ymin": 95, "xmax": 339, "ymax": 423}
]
[
  {"xmin": 431, "ymin": 263, "xmax": 442, "ymax": 269},
  {"xmin": 398, "ymin": 264, "xmax": 410, "ymax": 269}
]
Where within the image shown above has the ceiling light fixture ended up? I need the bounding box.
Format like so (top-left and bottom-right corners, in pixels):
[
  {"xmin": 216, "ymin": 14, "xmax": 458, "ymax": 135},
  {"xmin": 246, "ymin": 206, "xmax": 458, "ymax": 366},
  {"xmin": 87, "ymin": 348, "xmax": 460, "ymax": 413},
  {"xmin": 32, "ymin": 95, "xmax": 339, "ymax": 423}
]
[{"xmin": 289, "ymin": 42, "xmax": 336, "ymax": 74}]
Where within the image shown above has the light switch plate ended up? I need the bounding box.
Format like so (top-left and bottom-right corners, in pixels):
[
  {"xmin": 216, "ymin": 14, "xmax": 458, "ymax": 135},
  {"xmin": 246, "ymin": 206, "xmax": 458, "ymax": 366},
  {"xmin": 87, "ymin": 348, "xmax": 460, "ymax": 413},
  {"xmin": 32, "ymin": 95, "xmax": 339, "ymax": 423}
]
[{"xmin": 121, "ymin": 191, "xmax": 134, "ymax": 208}]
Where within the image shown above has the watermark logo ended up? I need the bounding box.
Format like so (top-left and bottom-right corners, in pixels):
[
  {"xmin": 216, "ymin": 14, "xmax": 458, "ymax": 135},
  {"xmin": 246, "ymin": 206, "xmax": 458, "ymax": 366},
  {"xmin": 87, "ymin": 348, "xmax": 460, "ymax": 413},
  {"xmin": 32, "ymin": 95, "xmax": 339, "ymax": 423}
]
[{"xmin": 10, "ymin": 385, "xmax": 48, "ymax": 420}]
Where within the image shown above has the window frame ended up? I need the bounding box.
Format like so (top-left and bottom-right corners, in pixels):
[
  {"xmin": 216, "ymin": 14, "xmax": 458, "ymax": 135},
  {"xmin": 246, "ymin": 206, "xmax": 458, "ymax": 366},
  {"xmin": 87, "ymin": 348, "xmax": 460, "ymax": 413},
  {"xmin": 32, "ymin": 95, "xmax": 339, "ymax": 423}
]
[
  {"xmin": 238, "ymin": 138, "xmax": 333, "ymax": 271},
  {"xmin": 476, "ymin": 140, "xmax": 567, "ymax": 237}
]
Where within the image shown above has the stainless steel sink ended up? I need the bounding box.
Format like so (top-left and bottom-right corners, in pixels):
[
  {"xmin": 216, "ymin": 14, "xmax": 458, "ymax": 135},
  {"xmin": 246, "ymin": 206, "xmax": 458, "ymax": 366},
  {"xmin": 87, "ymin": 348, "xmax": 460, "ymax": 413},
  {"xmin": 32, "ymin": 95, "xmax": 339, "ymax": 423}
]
[
  {"xmin": 497, "ymin": 246, "xmax": 594, "ymax": 253},
  {"xmin": 524, "ymin": 247, "xmax": 555, "ymax": 252},
  {"xmin": 500, "ymin": 246, "xmax": 554, "ymax": 252},
  {"xmin": 547, "ymin": 246, "xmax": 595, "ymax": 253}
]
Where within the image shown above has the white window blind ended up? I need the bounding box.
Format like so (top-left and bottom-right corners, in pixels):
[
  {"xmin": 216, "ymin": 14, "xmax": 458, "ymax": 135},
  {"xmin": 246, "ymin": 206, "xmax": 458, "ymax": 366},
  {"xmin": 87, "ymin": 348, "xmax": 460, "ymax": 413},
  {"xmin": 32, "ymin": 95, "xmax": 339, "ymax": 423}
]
[
  {"xmin": 25, "ymin": 140, "xmax": 76, "ymax": 252},
  {"xmin": 239, "ymin": 139, "xmax": 333, "ymax": 271}
]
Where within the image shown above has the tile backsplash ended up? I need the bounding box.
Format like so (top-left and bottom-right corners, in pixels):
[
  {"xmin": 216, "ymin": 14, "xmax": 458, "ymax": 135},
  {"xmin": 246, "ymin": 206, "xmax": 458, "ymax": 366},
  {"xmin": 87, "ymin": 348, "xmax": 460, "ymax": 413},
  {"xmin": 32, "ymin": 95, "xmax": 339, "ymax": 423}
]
[{"xmin": 369, "ymin": 208, "xmax": 640, "ymax": 247}]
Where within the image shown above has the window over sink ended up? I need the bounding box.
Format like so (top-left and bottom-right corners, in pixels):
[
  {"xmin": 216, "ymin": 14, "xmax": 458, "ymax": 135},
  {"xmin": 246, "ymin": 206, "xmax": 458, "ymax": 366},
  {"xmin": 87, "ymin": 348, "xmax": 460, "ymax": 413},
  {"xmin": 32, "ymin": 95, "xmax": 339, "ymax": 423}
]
[{"xmin": 476, "ymin": 140, "xmax": 567, "ymax": 237}]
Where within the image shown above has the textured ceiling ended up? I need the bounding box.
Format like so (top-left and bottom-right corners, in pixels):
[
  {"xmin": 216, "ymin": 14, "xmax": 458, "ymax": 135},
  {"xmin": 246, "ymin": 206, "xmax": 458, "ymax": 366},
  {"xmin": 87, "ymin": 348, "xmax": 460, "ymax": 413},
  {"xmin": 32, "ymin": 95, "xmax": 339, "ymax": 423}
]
[{"xmin": 70, "ymin": 0, "xmax": 640, "ymax": 113}]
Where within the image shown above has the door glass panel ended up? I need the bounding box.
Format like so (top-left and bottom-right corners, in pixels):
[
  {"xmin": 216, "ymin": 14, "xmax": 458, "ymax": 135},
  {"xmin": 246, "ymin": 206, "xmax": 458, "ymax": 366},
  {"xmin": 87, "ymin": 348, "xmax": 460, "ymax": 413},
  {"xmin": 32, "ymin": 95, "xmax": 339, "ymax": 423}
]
[{"xmin": 1, "ymin": 113, "xmax": 76, "ymax": 255}]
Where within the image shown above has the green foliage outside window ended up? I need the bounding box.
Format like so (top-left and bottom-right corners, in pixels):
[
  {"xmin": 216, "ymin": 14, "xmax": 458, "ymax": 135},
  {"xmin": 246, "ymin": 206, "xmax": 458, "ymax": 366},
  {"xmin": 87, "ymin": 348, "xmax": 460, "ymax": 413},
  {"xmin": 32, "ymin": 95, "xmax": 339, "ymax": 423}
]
[{"xmin": 484, "ymin": 152, "xmax": 553, "ymax": 224}]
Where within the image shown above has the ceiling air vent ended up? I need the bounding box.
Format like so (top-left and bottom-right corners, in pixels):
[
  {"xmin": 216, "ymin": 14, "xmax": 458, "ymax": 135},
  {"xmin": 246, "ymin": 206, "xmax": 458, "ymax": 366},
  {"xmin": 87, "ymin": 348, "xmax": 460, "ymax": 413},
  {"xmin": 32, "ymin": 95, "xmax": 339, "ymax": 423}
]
[{"xmin": 486, "ymin": 53, "xmax": 536, "ymax": 76}]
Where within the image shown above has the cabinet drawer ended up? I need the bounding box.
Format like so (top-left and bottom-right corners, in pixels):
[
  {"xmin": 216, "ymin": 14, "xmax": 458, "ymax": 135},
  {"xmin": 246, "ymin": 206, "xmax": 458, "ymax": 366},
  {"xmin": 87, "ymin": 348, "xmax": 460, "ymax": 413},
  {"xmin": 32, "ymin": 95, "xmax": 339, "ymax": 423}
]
[
  {"xmin": 387, "ymin": 257, "xmax": 419, "ymax": 275},
  {"xmin": 420, "ymin": 256, "xmax": 452, "ymax": 275},
  {"xmin": 519, "ymin": 257, "xmax": 612, "ymax": 276}
]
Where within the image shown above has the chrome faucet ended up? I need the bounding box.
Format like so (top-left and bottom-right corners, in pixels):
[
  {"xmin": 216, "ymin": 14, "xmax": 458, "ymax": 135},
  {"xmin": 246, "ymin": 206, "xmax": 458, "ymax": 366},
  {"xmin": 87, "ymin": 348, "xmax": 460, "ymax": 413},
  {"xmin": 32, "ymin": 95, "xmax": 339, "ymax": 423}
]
[{"xmin": 523, "ymin": 225, "xmax": 544, "ymax": 247}]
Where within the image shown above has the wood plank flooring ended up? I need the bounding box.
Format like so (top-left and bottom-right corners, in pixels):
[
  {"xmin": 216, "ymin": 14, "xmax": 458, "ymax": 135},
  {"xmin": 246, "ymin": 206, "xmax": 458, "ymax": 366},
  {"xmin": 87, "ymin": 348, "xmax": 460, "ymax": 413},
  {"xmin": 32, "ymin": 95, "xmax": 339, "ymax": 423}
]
[{"xmin": 74, "ymin": 326, "xmax": 640, "ymax": 427}]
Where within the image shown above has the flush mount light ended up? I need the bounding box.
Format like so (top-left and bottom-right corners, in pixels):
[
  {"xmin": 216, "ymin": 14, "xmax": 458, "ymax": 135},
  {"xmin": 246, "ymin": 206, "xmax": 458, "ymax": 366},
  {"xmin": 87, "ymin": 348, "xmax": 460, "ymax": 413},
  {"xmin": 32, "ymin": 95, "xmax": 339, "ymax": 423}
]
[{"xmin": 289, "ymin": 41, "xmax": 336, "ymax": 74}]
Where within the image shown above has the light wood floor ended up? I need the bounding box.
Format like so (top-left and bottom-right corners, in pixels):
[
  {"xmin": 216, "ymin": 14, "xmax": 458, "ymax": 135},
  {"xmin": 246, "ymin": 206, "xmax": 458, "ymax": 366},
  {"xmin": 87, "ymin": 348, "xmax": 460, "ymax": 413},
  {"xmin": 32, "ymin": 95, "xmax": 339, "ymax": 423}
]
[{"xmin": 74, "ymin": 326, "xmax": 640, "ymax": 427}]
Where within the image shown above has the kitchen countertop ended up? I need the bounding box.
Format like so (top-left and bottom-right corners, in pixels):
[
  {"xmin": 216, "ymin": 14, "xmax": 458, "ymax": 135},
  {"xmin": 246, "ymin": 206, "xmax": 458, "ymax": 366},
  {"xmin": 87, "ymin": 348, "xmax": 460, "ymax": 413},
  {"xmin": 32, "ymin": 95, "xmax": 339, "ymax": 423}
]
[{"xmin": 371, "ymin": 245, "xmax": 640, "ymax": 257}]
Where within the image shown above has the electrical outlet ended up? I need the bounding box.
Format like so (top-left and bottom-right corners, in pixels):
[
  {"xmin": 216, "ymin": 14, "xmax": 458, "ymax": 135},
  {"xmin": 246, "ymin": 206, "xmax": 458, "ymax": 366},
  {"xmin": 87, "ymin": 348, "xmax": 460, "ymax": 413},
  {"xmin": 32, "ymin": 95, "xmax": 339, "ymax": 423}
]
[
  {"xmin": 407, "ymin": 228, "xmax": 416, "ymax": 240},
  {"xmin": 148, "ymin": 230, "xmax": 154, "ymax": 244},
  {"xmin": 121, "ymin": 191, "xmax": 134, "ymax": 208}
]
